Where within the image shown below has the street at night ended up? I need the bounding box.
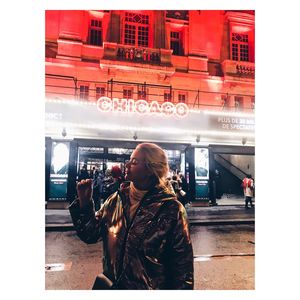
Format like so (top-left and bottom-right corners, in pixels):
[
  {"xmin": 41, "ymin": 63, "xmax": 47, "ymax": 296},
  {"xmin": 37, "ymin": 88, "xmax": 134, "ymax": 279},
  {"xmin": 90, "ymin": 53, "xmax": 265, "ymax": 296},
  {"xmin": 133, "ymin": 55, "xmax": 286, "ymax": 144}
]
[
  {"xmin": 44, "ymin": 9, "xmax": 256, "ymax": 291},
  {"xmin": 45, "ymin": 224, "xmax": 254, "ymax": 290},
  {"xmin": 4, "ymin": 2, "xmax": 300, "ymax": 300}
]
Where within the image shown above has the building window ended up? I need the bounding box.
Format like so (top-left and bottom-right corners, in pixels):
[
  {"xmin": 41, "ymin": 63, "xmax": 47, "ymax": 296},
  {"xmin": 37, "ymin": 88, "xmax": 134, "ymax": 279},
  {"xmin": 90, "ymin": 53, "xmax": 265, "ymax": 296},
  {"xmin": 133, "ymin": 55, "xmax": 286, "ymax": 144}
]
[
  {"xmin": 123, "ymin": 88, "xmax": 133, "ymax": 99},
  {"xmin": 79, "ymin": 85, "xmax": 89, "ymax": 100},
  {"xmin": 88, "ymin": 19, "xmax": 103, "ymax": 46},
  {"xmin": 138, "ymin": 90, "xmax": 147, "ymax": 100},
  {"xmin": 164, "ymin": 92, "xmax": 172, "ymax": 102},
  {"xmin": 137, "ymin": 84, "xmax": 147, "ymax": 100},
  {"xmin": 124, "ymin": 12, "xmax": 149, "ymax": 47},
  {"xmin": 96, "ymin": 87, "xmax": 105, "ymax": 99},
  {"xmin": 234, "ymin": 96, "xmax": 243, "ymax": 110},
  {"xmin": 178, "ymin": 93, "xmax": 186, "ymax": 103},
  {"xmin": 231, "ymin": 33, "xmax": 249, "ymax": 61},
  {"xmin": 170, "ymin": 31, "xmax": 183, "ymax": 56}
]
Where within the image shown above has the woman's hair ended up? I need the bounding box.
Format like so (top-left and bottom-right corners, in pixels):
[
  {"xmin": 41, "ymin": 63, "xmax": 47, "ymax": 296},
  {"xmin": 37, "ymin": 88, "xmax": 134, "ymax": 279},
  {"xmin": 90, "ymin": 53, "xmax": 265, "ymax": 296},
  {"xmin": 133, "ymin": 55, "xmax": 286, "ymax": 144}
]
[{"xmin": 136, "ymin": 143, "xmax": 169, "ymax": 186}]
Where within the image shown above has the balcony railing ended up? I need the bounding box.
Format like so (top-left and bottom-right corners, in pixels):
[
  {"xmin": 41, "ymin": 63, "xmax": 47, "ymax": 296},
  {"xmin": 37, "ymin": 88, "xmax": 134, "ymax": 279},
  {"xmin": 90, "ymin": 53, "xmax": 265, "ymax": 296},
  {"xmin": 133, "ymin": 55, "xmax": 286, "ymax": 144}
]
[
  {"xmin": 236, "ymin": 63, "xmax": 255, "ymax": 76},
  {"xmin": 222, "ymin": 60, "xmax": 255, "ymax": 77},
  {"xmin": 102, "ymin": 42, "xmax": 172, "ymax": 67},
  {"xmin": 116, "ymin": 45, "xmax": 161, "ymax": 64}
]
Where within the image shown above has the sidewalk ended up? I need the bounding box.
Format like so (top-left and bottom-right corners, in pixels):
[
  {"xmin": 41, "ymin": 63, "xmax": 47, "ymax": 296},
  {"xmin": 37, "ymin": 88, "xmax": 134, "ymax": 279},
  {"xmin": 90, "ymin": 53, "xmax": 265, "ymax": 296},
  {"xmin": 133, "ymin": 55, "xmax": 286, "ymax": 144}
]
[
  {"xmin": 186, "ymin": 204, "xmax": 255, "ymax": 225},
  {"xmin": 45, "ymin": 196, "xmax": 254, "ymax": 231}
]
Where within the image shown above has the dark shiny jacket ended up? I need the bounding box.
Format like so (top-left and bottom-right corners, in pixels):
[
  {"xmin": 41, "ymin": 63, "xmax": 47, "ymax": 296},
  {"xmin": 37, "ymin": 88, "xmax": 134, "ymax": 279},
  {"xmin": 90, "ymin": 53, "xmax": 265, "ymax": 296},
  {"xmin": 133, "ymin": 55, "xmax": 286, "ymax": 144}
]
[{"xmin": 69, "ymin": 182, "xmax": 194, "ymax": 289}]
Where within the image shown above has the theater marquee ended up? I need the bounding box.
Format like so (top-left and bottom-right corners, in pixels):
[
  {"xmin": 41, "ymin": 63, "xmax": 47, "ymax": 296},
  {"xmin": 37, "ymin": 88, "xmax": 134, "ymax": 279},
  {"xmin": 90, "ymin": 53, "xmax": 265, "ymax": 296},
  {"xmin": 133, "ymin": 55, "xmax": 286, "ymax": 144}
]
[{"xmin": 45, "ymin": 98, "xmax": 255, "ymax": 144}]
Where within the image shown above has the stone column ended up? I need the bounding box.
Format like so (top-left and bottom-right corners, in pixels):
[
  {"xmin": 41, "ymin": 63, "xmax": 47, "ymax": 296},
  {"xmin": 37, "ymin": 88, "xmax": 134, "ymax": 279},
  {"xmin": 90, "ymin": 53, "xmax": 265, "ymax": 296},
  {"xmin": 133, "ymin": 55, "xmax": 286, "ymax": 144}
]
[
  {"xmin": 58, "ymin": 11, "xmax": 84, "ymax": 41},
  {"xmin": 57, "ymin": 11, "xmax": 84, "ymax": 59},
  {"xmin": 106, "ymin": 11, "xmax": 121, "ymax": 43},
  {"xmin": 154, "ymin": 11, "xmax": 167, "ymax": 49}
]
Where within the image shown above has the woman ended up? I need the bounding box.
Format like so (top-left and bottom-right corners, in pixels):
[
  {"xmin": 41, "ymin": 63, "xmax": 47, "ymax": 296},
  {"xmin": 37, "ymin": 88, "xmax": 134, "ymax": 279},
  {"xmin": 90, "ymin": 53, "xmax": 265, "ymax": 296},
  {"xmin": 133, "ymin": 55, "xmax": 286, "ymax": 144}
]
[{"xmin": 69, "ymin": 143, "xmax": 194, "ymax": 289}]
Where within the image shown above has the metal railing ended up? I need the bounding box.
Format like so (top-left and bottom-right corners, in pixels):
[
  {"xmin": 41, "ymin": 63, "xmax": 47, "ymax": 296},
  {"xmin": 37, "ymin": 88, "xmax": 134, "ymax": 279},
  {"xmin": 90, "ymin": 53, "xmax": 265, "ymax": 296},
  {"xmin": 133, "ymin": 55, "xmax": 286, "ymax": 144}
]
[
  {"xmin": 116, "ymin": 45, "xmax": 161, "ymax": 64},
  {"xmin": 215, "ymin": 154, "xmax": 248, "ymax": 181},
  {"xmin": 45, "ymin": 74, "xmax": 255, "ymax": 112}
]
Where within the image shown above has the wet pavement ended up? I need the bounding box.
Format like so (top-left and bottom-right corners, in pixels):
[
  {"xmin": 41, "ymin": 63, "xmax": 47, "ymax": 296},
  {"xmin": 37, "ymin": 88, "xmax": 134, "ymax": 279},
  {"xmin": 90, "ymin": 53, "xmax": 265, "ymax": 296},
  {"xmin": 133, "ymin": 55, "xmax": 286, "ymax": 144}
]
[
  {"xmin": 45, "ymin": 224, "xmax": 254, "ymax": 290},
  {"xmin": 45, "ymin": 195, "xmax": 255, "ymax": 289}
]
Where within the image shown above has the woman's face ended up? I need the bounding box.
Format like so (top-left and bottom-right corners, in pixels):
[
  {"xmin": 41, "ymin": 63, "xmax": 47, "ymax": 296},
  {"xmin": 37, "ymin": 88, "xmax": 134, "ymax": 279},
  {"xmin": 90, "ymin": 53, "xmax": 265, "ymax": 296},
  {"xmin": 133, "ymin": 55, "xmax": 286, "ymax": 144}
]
[{"xmin": 125, "ymin": 148, "xmax": 152, "ymax": 188}]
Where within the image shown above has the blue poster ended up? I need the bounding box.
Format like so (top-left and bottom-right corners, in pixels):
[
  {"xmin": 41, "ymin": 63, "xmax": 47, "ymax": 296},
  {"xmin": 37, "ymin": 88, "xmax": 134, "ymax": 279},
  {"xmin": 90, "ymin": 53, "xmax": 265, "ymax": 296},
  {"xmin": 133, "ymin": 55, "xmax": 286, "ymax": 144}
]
[{"xmin": 195, "ymin": 180, "xmax": 209, "ymax": 200}]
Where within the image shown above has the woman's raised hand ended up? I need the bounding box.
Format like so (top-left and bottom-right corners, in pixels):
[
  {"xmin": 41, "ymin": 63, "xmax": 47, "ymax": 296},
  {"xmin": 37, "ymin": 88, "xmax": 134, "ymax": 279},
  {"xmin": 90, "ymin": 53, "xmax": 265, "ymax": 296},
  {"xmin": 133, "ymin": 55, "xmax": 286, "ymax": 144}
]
[{"xmin": 77, "ymin": 179, "xmax": 93, "ymax": 208}]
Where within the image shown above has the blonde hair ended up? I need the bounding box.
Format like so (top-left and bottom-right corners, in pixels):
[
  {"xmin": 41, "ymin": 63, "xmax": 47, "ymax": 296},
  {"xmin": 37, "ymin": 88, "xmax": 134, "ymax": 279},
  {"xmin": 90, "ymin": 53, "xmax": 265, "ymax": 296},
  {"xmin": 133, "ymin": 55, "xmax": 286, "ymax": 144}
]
[{"xmin": 136, "ymin": 143, "xmax": 169, "ymax": 186}]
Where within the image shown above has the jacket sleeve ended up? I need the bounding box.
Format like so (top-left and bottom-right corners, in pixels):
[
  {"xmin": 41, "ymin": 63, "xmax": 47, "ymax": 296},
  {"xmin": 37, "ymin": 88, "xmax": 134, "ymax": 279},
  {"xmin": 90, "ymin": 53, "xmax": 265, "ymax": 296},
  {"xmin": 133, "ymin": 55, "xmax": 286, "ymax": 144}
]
[
  {"xmin": 166, "ymin": 203, "xmax": 194, "ymax": 289},
  {"xmin": 69, "ymin": 199, "xmax": 104, "ymax": 244}
]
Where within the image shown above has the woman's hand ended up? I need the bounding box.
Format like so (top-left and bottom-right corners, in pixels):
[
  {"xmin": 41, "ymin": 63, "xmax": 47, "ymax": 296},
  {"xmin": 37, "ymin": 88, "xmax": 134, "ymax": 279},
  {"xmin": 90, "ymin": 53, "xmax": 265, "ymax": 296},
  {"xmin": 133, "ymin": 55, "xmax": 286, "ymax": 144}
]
[{"xmin": 77, "ymin": 179, "xmax": 93, "ymax": 208}]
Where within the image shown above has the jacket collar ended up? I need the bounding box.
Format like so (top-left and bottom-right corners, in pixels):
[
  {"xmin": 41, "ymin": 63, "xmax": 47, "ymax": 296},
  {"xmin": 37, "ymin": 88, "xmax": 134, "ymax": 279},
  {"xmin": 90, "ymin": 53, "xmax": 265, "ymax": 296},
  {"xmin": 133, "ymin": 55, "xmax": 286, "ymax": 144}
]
[{"xmin": 119, "ymin": 181, "xmax": 175, "ymax": 207}]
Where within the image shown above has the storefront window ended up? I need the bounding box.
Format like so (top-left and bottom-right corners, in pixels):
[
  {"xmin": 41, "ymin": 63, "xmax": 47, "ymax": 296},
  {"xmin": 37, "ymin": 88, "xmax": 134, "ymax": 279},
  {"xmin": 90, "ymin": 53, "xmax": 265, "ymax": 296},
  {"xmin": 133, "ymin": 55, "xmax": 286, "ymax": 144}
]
[
  {"xmin": 165, "ymin": 149, "xmax": 181, "ymax": 172},
  {"xmin": 108, "ymin": 148, "xmax": 134, "ymax": 155},
  {"xmin": 79, "ymin": 147, "xmax": 104, "ymax": 154}
]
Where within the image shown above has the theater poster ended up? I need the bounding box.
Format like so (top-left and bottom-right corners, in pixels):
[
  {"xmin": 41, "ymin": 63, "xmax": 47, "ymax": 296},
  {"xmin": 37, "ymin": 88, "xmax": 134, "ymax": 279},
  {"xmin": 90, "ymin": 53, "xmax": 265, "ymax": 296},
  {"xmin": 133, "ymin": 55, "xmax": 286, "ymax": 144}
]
[
  {"xmin": 49, "ymin": 141, "xmax": 70, "ymax": 200},
  {"xmin": 194, "ymin": 148, "xmax": 209, "ymax": 180}
]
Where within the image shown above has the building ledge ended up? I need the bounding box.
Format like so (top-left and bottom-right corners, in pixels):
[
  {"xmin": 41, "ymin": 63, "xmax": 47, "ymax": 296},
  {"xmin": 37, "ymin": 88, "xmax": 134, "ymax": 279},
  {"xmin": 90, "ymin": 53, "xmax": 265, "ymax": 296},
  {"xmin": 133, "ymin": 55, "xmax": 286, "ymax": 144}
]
[{"xmin": 100, "ymin": 58, "xmax": 175, "ymax": 77}]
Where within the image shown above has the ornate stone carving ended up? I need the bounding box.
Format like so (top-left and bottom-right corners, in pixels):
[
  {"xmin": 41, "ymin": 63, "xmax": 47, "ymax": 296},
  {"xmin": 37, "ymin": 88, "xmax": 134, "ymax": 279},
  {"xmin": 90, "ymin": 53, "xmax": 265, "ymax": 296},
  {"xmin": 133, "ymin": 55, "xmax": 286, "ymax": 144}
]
[{"xmin": 166, "ymin": 11, "xmax": 189, "ymax": 21}]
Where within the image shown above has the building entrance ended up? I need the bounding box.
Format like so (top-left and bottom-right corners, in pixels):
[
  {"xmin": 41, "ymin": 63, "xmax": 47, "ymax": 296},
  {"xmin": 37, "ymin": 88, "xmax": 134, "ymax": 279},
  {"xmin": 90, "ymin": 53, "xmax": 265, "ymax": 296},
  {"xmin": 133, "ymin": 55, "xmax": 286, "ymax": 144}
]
[
  {"xmin": 210, "ymin": 145, "xmax": 255, "ymax": 206},
  {"xmin": 45, "ymin": 138, "xmax": 190, "ymax": 206},
  {"xmin": 77, "ymin": 146, "xmax": 132, "ymax": 180}
]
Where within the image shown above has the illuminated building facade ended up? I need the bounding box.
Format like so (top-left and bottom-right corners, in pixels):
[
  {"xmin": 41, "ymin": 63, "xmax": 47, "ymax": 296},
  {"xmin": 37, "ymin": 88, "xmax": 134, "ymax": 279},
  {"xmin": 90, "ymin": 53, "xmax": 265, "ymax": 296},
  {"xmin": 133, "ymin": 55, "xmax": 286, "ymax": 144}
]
[{"xmin": 45, "ymin": 10, "xmax": 255, "ymax": 206}]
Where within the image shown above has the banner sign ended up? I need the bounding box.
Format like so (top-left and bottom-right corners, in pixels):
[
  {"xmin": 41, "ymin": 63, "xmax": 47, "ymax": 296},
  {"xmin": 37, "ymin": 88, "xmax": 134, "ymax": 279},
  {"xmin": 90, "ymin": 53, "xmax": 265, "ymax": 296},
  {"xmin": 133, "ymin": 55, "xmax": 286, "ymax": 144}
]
[{"xmin": 212, "ymin": 116, "xmax": 255, "ymax": 131}]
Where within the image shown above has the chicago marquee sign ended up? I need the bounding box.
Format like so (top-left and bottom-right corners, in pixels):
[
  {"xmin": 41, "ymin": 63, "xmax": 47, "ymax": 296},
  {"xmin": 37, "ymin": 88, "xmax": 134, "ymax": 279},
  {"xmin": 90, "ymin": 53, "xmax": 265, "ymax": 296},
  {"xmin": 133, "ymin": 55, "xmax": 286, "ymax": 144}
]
[{"xmin": 96, "ymin": 96, "xmax": 189, "ymax": 118}]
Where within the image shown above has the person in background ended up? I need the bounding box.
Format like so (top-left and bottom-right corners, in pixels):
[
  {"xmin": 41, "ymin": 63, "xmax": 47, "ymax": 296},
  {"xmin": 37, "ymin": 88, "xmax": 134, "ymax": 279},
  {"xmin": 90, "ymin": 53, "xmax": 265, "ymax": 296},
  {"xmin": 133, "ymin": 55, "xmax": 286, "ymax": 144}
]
[
  {"xmin": 170, "ymin": 175, "xmax": 180, "ymax": 195},
  {"xmin": 106, "ymin": 165, "xmax": 125, "ymax": 197},
  {"xmin": 165, "ymin": 175, "xmax": 175, "ymax": 194},
  {"xmin": 101, "ymin": 169, "xmax": 113, "ymax": 200},
  {"xmin": 92, "ymin": 170, "xmax": 103, "ymax": 210},
  {"xmin": 209, "ymin": 170, "xmax": 218, "ymax": 206},
  {"xmin": 215, "ymin": 169, "xmax": 222, "ymax": 199},
  {"xmin": 242, "ymin": 174, "xmax": 254, "ymax": 209},
  {"xmin": 170, "ymin": 174, "xmax": 186, "ymax": 206},
  {"xmin": 69, "ymin": 142, "xmax": 194, "ymax": 289},
  {"xmin": 90, "ymin": 166, "xmax": 96, "ymax": 178},
  {"xmin": 78, "ymin": 165, "xmax": 90, "ymax": 181},
  {"xmin": 178, "ymin": 173, "xmax": 189, "ymax": 205}
]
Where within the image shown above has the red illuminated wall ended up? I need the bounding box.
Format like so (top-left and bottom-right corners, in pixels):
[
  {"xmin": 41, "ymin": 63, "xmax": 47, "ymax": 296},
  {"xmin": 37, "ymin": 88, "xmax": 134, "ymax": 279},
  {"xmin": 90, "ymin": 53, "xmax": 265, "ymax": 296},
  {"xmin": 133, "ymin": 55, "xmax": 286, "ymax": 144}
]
[{"xmin": 45, "ymin": 10, "xmax": 255, "ymax": 111}]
